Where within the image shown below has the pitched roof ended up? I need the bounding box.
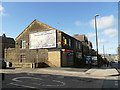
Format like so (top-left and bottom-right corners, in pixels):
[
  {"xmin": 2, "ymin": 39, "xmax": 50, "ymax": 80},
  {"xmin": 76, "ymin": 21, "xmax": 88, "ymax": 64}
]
[
  {"xmin": 88, "ymin": 41, "xmax": 93, "ymax": 48},
  {"xmin": 72, "ymin": 34, "xmax": 88, "ymax": 41},
  {"xmin": 15, "ymin": 19, "xmax": 57, "ymax": 40},
  {"xmin": 2, "ymin": 33, "xmax": 6, "ymax": 37}
]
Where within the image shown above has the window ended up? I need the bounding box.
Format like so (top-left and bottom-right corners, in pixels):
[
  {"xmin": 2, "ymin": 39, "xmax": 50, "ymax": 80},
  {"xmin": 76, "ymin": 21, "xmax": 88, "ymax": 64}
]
[
  {"xmin": 63, "ymin": 36, "xmax": 65, "ymax": 40},
  {"xmin": 20, "ymin": 39, "xmax": 26, "ymax": 49},
  {"xmin": 62, "ymin": 36, "xmax": 67, "ymax": 46},
  {"xmin": 79, "ymin": 43, "xmax": 81, "ymax": 49},
  {"xmin": 76, "ymin": 41, "xmax": 77, "ymax": 49},
  {"xmin": 20, "ymin": 55, "xmax": 25, "ymax": 62},
  {"xmin": 69, "ymin": 39, "xmax": 71, "ymax": 47}
]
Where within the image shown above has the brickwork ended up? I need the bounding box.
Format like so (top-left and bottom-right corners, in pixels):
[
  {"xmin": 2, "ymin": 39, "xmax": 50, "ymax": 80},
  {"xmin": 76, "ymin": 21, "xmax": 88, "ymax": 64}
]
[
  {"xmin": 5, "ymin": 20, "xmax": 62, "ymax": 67},
  {"xmin": 4, "ymin": 19, "xmax": 98, "ymax": 68},
  {"xmin": 0, "ymin": 35, "xmax": 15, "ymax": 60},
  {"xmin": 5, "ymin": 48, "xmax": 48, "ymax": 63}
]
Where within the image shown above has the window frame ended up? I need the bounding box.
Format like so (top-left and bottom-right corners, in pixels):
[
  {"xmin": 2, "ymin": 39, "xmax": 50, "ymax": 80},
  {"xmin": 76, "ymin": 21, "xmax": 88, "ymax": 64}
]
[
  {"xmin": 20, "ymin": 39, "xmax": 26, "ymax": 49},
  {"xmin": 76, "ymin": 41, "xmax": 77, "ymax": 49},
  {"xmin": 69, "ymin": 39, "xmax": 71, "ymax": 47}
]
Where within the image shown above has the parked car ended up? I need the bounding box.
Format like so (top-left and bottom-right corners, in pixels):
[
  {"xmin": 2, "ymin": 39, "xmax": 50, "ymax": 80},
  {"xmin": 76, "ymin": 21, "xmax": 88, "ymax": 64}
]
[
  {"xmin": 0, "ymin": 61, "xmax": 6, "ymax": 69},
  {"xmin": 111, "ymin": 61, "xmax": 115, "ymax": 63},
  {"xmin": 118, "ymin": 61, "xmax": 120, "ymax": 63},
  {"xmin": 114, "ymin": 60, "xmax": 118, "ymax": 63}
]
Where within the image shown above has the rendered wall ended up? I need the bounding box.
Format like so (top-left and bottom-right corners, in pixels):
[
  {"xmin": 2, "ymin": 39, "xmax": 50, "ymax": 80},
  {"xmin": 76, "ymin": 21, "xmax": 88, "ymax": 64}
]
[{"xmin": 47, "ymin": 51, "xmax": 61, "ymax": 67}]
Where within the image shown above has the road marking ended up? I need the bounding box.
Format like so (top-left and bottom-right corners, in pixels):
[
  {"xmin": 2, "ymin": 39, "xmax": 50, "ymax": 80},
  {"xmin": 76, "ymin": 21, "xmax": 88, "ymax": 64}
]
[
  {"xmin": 11, "ymin": 77, "xmax": 66, "ymax": 87},
  {"xmin": 42, "ymin": 80, "xmax": 66, "ymax": 87},
  {"xmin": 12, "ymin": 77, "xmax": 42, "ymax": 82},
  {"xmin": 9, "ymin": 82, "xmax": 36, "ymax": 88},
  {"xmin": 115, "ymin": 81, "xmax": 118, "ymax": 86},
  {"xmin": 32, "ymin": 79, "xmax": 66, "ymax": 87},
  {"xmin": 52, "ymin": 80, "xmax": 66, "ymax": 86}
]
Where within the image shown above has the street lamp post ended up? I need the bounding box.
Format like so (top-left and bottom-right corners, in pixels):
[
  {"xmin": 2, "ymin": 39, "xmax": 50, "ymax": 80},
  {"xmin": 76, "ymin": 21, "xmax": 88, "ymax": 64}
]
[{"xmin": 95, "ymin": 14, "xmax": 99, "ymax": 66}]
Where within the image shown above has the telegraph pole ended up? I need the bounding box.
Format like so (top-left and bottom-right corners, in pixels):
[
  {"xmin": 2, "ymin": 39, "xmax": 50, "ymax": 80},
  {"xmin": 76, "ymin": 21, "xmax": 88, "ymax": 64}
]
[{"xmin": 103, "ymin": 45, "xmax": 105, "ymax": 58}]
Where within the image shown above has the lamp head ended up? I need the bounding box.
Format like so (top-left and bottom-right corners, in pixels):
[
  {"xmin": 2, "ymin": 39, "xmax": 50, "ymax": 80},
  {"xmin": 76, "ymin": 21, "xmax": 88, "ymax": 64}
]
[{"xmin": 95, "ymin": 14, "xmax": 99, "ymax": 17}]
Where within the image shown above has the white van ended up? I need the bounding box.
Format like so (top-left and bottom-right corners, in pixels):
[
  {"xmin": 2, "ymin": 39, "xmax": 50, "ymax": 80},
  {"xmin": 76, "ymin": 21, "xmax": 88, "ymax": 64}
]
[{"xmin": 92, "ymin": 56, "xmax": 97, "ymax": 66}]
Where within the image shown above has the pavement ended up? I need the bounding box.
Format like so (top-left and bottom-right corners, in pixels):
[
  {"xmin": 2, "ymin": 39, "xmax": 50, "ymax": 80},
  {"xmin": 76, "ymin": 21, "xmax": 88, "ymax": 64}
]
[
  {"xmin": 85, "ymin": 65, "xmax": 119, "ymax": 77},
  {"xmin": 1, "ymin": 65, "xmax": 119, "ymax": 79},
  {"xmin": 102, "ymin": 63, "xmax": 120, "ymax": 89},
  {"xmin": 1, "ymin": 64, "xmax": 120, "ymax": 89}
]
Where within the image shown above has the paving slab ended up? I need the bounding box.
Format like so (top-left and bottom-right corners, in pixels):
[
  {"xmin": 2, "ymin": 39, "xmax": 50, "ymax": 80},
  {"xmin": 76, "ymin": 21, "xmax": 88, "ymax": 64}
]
[
  {"xmin": 2, "ymin": 66, "xmax": 119, "ymax": 80},
  {"xmin": 86, "ymin": 68, "xmax": 119, "ymax": 76},
  {"xmin": 2, "ymin": 68, "xmax": 105, "ymax": 79}
]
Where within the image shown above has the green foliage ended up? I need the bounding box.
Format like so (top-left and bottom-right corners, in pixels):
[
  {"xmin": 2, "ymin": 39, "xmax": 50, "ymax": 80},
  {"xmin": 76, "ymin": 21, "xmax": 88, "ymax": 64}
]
[{"xmin": 97, "ymin": 55, "xmax": 105, "ymax": 67}]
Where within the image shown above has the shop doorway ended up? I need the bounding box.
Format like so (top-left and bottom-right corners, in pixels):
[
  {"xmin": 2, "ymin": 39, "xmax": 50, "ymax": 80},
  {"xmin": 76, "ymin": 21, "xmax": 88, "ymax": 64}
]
[{"xmin": 67, "ymin": 53, "xmax": 74, "ymax": 66}]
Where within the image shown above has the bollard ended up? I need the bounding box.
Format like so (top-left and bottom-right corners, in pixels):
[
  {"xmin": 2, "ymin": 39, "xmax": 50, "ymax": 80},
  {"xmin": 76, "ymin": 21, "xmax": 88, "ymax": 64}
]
[{"xmin": 32, "ymin": 63, "xmax": 35, "ymax": 68}]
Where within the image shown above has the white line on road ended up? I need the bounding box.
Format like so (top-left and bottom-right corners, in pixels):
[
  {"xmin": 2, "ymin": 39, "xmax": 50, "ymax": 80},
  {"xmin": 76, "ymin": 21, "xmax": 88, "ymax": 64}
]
[
  {"xmin": 52, "ymin": 80, "xmax": 66, "ymax": 86},
  {"xmin": 12, "ymin": 77, "xmax": 42, "ymax": 82},
  {"xmin": 9, "ymin": 83, "xmax": 36, "ymax": 88},
  {"xmin": 11, "ymin": 77, "xmax": 66, "ymax": 87},
  {"xmin": 115, "ymin": 81, "xmax": 118, "ymax": 86}
]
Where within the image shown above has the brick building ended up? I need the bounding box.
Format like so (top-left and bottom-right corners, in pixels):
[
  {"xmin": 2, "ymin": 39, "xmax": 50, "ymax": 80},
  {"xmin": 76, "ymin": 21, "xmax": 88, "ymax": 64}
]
[
  {"xmin": 118, "ymin": 45, "xmax": 120, "ymax": 61},
  {"xmin": 4, "ymin": 19, "xmax": 95, "ymax": 68},
  {"xmin": 73, "ymin": 34, "xmax": 93, "ymax": 56},
  {"xmin": 0, "ymin": 33, "xmax": 15, "ymax": 61}
]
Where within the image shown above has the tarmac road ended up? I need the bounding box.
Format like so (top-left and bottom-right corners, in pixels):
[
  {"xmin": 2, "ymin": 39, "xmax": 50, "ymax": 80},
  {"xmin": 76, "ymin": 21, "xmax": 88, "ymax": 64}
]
[
  {"xmin": 108, "ymin": 62, "xmax": 120, "ymax": 90},
  {"xmin": 111, "ymin": 62, "xmax": 120, "ymax": 73},
  {"xmin": 2, "ymin": 73, "xmax": 104, "ymax": 89},
  {"xmin": 1, "ymin": 65, "xmax": 120, "ymax": 90}
]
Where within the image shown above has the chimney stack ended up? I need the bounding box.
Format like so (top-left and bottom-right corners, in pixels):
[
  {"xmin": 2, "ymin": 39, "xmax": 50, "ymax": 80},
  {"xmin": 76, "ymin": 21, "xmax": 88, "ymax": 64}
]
[{"xmin": 2, "ymin": 32, "xmax": 6, "ymax": 37}]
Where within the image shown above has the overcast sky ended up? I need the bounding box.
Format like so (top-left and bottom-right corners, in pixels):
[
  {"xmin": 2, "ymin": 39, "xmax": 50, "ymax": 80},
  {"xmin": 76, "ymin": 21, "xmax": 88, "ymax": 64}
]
[{"xmin": 0, "ymin": 2, "xmax": 118, "ymax": 54}]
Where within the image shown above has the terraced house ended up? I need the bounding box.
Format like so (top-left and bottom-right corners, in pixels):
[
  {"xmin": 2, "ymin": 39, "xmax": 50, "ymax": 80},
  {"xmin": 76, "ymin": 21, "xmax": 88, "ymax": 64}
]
[
  {"xmin": 0, "ymin": 33, "xmax": 15, "ymax": 61},
  {"xmin": 4, "ymin": 19, "xmax": 95, "ymax": 68}
]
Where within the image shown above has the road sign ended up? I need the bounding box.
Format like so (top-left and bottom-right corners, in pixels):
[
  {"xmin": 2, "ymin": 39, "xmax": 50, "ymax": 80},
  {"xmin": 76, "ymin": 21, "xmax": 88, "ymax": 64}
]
[{"xmin": 86, "ymin": 56, "xmax": 92, "ymax": 64}]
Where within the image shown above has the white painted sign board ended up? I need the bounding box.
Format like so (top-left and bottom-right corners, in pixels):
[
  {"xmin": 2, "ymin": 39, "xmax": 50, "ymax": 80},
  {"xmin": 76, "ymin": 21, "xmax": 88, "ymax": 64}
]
[{"xmin": 29, "ymin": 30, "xmax": 56, "ymax": 49}]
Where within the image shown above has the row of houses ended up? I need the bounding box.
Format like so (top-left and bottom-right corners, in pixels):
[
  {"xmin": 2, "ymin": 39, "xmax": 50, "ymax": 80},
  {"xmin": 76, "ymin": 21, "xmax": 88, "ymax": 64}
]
[
  {"xmin": 2, "ymin": 19, "xmax": 98, "ymax": 68},
  {"xmin": 0, "ymin": 33, "xmax": 15, "ymax": 60},
  {"xmin": 118, "ymin": 45, "xmax": 120, "ymax": 61}
]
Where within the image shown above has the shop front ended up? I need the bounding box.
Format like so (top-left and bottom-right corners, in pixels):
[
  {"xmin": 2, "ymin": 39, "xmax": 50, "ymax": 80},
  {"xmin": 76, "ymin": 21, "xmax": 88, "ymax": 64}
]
[{"xmin": 61, "ymin": 49, "xmax": 74, "ymax": 67}]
